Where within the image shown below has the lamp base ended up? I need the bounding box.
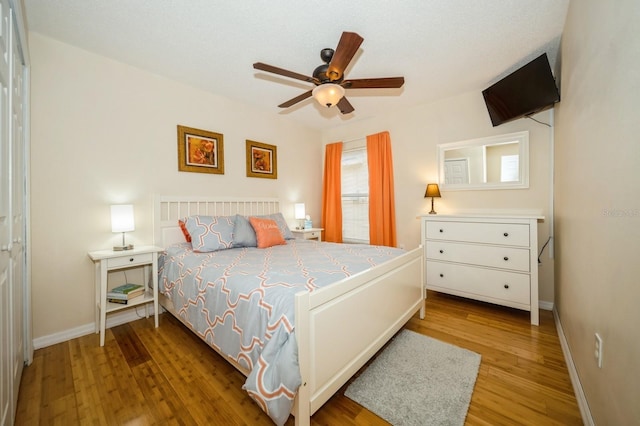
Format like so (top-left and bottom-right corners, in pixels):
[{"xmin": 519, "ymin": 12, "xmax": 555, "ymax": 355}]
[
  {"xmin": 113, "ymin": 244, "xmax": 134, "ymax": 251},
  {"xmin": 429, "ymin": 198, "xmax": 438, "ymax": 214}
]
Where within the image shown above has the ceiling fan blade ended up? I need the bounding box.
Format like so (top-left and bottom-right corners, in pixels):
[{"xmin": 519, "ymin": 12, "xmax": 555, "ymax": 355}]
[
  {"xmin": 327, "ymin": 32, "xmax": 364, "ymax": 81},
  {"xmin": 342, "ymin": 77, "xmax": 405, "ymax": 89},
  {"xmin": 253, "ymin": 62, "xmax": 317, "ymax": 84},
  {"xmin": 337, "ymin": 96, "xmax": 355, "ymax": 114},
  {"xmin": 278, "ymin": 90, "xmax": 313, "ymax": 108}
]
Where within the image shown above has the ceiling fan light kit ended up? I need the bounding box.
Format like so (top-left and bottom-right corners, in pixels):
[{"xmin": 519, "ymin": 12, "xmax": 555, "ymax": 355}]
[
  {"xmin": 253, "ymin": 31, "xmax": 404, "ymax": 115},
  {"xmin": 312, "ymin": 84, "xmax": 345, "ymax": 108}
]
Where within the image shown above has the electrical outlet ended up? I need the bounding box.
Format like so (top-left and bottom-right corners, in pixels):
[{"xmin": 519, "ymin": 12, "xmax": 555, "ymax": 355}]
[{"xmin": 595, "ymin": 333, "xmax": 603, "ymax": 368}]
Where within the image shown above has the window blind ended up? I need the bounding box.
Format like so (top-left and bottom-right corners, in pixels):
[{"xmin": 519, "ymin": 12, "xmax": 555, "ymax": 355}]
[{"xmin": 341, "ymin": 148, "xmax": 369, "ymax": 243}]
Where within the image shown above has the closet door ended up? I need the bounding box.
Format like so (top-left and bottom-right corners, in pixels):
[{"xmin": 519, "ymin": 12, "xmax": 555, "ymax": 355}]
[
  {"xmin": 10, "ymin": 12, "xmax": 23, "ymax": 410},
  {"xmin": 0, "ymin": 0, "xmax": 12, "ymax": 422}
]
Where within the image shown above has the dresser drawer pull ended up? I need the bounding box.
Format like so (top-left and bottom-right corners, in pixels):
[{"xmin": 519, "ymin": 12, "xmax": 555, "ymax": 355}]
[
  {"xmin": 503, "ymin": 256, "xmax": 509, "ymax": 261},
  {"xmin": 503, "ymin": 232, "xmax": 509, "ymax": 237},
  {"xmin": 439, "ymin": 249, "xmax": 444, "ymax": 254},
  {"xmin": 129, "ymin": 258, "xmax": 135, "ymax": 262},
  {"xmin": 504, "ymin": 284, "xmax": 510, "ymax": 289},
  {"xmin": 439, "ymin": 273, "xmax": 444, "ymax": 278},
  {"xmin": 439, "ymin": 229, "xmax": 444, "ymax": 233}
]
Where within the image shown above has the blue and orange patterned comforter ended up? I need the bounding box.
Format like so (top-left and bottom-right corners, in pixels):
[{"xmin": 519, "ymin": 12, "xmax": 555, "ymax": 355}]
[{"xmin": 158, "ymin": 239, "xmax": 405, "ymax": 425}]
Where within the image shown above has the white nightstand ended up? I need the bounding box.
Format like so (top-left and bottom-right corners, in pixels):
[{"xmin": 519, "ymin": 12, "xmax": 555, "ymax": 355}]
[
  {"xmin": 88, "ymin": 245, "xmax": 163, "ymax": 346},
  {"xmin": 291, "ymin": 228, "xmax": 324, "ymax": 241}
]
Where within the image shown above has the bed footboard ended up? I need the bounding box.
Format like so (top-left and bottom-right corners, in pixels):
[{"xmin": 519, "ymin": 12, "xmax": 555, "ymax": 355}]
[{"xmin": 293, "ymin": 246, "xmax": 424, "ymax": 424}]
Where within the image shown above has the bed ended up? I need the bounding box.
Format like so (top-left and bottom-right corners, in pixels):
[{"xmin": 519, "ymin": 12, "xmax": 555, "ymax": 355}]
[{"xmin": 153, "ymin": 195, "xmax": 424, "ymax": 425}]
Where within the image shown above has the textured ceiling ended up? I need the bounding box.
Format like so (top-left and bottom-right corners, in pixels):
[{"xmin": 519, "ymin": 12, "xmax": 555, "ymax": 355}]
[{"xmin": 23, "ymin": 0, "xmax": 569, "ymax": 130}]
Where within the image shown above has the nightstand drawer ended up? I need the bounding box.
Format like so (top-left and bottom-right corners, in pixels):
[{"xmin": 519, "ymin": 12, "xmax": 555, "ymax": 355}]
[
  {"xmin": 304, "ymin": 230, "xmax": 321, "ymax": 240},
  {"xmin": 292, "ymin": 228, "xmax": 323, "ymax": 241},
  {"xmin": 107, "ymin": 253, "xmax": 153, "ymax": 269}
]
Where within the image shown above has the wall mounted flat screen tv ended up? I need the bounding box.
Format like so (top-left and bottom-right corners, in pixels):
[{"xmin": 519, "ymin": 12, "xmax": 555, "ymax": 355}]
[{"xmin": 482, "ymin": 53, "xmax": 560, "ymax": 127}]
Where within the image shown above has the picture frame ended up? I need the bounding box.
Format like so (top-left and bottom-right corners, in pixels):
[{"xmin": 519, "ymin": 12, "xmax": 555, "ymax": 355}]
[
  {"xmin": 246, "ymin": 140, "xmax": 277, "ymax": 179},
  {"xmin": 177, "ymin": 125, "xmax": 224, "ymax": 174}
]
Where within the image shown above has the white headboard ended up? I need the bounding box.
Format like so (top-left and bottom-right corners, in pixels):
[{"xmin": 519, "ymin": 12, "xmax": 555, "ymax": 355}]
[{"xmin": 154, "ymin": 195, "xmax": 281, "ymax": 248}]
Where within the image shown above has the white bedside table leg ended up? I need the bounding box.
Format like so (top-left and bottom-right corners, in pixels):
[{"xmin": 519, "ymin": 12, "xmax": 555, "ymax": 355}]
[
  {"xmin": 143, "ymin": 264, "xmax": 150, "ymax": 319},
  {"xmin": 152, "ymin": 257, "xmax": 159, "ymax": 328},
  {"xmin": 94, "ymin": 262, "xmax": 100, "ymax": 334},
  {"xmin": 99, "ymin": 260, "xmax": 108, "ymax": 346}
]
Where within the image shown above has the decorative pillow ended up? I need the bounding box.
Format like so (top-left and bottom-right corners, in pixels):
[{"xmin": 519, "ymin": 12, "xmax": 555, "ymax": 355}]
[
  {"xmin": 248, "ymin": 217, "xmax": 286, "ymax": 249},
  {"xmin": 178, "ymin": 219, "xmax": 192, "ymax": 243},
  {"xmin": 232, "ymin": 214, "xmax": 257, "ymax": 248},
  {"xmin": 183, "ymin": 215, "xmax": 235, "ymax": 252},
  {"xmin": 257, "ymin": 212, "xmax": 295, "ymax": 240}
]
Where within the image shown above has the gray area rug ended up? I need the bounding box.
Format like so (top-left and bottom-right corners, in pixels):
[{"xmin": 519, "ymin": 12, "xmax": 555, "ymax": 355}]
[{"xmin": 344, "ymin": 329, "xmax": 481, "ymax": 426}]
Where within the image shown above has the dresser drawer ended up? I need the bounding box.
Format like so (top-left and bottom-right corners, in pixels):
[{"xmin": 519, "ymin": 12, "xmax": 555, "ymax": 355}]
[
  {"xmin": 425, "ymin": 241, "xmax": 530, "ymax": 272},
  {"xmin": 426, "ymin": 221, "xmax": 529, "ymax": 247},
  {"xmin": 107, "ymin": 253, "xmax": 153, "ymax": 269},
  {"xmin": 426, "ymin": 260, "xmax": 530, "ymax": 306}
]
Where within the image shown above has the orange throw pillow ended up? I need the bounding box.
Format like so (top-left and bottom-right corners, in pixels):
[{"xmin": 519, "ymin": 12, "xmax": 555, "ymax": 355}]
[
  {"xmin": 178, "ymin": 219, "xmax": 192, "ymax": 243},
  {"xmin": 248, "ymin": 217, "xmax": 286, "ymax": 248}
]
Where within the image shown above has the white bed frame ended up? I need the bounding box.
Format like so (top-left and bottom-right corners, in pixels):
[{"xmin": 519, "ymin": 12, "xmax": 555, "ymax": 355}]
[{"xmin": 153, "ymin": 195, "xmax": 425, "ymax": 425}]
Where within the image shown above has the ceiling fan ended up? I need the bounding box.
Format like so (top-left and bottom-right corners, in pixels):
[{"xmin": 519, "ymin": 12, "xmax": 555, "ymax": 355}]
[{"xmin": 253, "ymin": 31, "xmax": 405, "ymax": 114}]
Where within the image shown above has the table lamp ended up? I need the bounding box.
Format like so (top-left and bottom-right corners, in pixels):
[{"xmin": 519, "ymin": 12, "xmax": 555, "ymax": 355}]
[
  {"xmin": 111, "ymin": 204, "xmax": 135, "ymax": 250},
  {"xmin": 424, "ymin": 184, "xmax": 441, "ymax": 214},
  {"xmin": 294, "ymin": 203, "xmax": 306, "ymax": 229}
]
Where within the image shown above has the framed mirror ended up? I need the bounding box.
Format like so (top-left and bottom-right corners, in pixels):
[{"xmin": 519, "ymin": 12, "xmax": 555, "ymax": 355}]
[{"xmin": 437, "ymin": 131, "xmax": 529, "ymax": 191}]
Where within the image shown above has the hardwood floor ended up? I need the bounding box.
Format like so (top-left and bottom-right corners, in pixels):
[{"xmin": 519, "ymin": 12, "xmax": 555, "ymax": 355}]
[{"xmin": 15, "ymin": 291, "xmax": 583, "ymax": 425}]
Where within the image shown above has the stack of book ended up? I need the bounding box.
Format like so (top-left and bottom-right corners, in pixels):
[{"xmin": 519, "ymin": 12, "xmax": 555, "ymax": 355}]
[{"xmin": 107, "ymin": 283, "xmax": 144, "ymax": 304}]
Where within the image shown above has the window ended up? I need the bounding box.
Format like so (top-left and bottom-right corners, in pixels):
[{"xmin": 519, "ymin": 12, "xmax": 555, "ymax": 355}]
[
  {"xmin": 341, "ymin": 147, "xmax": 369, "ymax": 243},
  {"xmin": 500, "ymin": 154, "xmax": 519, "ymax": 182}
]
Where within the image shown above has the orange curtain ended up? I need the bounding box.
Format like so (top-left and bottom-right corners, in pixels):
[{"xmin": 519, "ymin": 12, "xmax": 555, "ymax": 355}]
[
  {"xmin": 366, "ymin": 131, "xmax": 397, "ymax": 247},
  {"xmin": 321, "ymin": 142, "xmax": 343, "ymax": 243}
]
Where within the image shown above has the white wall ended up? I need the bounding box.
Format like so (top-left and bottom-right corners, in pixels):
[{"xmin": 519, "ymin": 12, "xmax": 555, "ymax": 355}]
[
  {"xmin": 29, "ymin": 33, "xmax": 323, "ymax": 340},
  {"xmin": 323, "ymin": 91, "xmax": 555, "ymax": 304},
  {"xmin": 555, "ymin": 0, "xmax": 640, "ymax": 423}
]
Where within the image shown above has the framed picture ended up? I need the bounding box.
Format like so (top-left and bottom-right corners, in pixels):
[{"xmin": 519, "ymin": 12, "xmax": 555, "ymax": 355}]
[
  {"xmin": 246, "ymin": 140, "xmax": 277, "ymax": 179},
  {"xmin": 177, "ymin": 125, "xmax": 224, "ymax": 174}
]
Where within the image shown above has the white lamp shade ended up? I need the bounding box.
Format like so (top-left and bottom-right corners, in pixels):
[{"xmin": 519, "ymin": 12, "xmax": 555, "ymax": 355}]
[
  {"xmin": 294, "ymin": 203, "xmax": 306, "ymax": 220},
  {"xmin": 111, "ymin": 204, "xmax": 135, "ymax": 233},
  {"xmin": 312, "ymin": 84, "xmax": 345, "ymax": 107}
]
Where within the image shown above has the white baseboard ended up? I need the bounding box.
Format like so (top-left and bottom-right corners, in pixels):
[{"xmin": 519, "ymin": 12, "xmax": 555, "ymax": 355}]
[
  {"xmin": 32, "ymin": 306, "xmax": 159, "ymax": 350},
  {"xmin": 539, "ymin": 300, "xmax": 554, "ymax": 311},
  {"xmin": 33, "ymin": 299, "xmax": 554, "ymax": 350},
  {"xmin": 553, "ymin": 307, "xmax": 594, "ymax": 426}
]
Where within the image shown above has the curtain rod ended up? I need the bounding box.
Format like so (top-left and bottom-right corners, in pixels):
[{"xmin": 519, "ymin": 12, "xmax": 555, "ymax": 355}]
[{"xmin": 342, "ymin": 136, "xmax": 366, "ymax": 144}]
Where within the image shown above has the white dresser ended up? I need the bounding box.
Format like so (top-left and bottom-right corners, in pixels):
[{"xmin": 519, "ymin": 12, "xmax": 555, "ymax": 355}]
[{"xmin": 420, "ymin": 214, "xmax": 543, "ymax": 325}]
